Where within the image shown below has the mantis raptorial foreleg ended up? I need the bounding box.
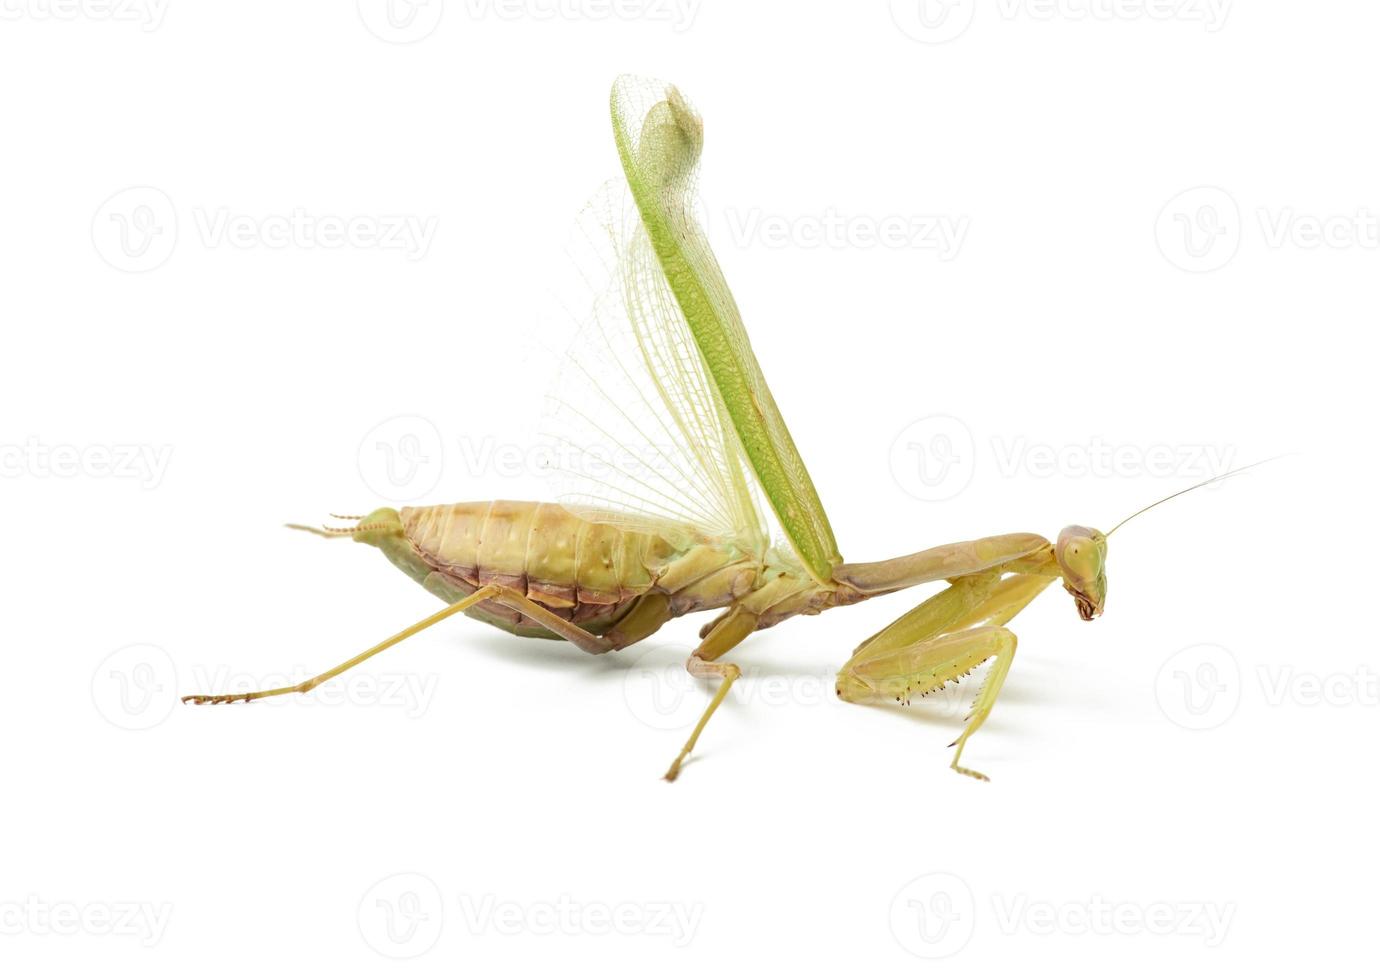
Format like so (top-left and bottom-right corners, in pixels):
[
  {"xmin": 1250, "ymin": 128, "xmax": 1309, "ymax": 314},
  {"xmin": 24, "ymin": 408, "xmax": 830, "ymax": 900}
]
[
  {"xmin": 663, "ymin": 605, "xmax": 758, "ymax": 782},
  {"xmin": 182, "ymin": 583, "xmax": 614, "ymax": 705},
  {"xmin": 835, "ymin": 563, "xmax": 1056, "ymax": 781},
  {"xmin": 660, "ymin": 535, "xmax": 1063, "ymax": 780}
]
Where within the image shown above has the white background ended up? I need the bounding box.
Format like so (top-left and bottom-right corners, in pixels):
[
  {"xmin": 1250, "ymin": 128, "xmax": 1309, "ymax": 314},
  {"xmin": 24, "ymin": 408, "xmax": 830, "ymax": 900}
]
[{"xmin": 3, "ymin": 1, "xmax": 1374, "ymax": 975}]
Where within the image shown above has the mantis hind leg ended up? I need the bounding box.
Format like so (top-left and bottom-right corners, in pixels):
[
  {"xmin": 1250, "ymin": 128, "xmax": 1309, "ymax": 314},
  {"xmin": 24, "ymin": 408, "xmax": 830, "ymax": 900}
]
[{"xmin": 182, "ymin": 584, "xmax": 618, "ymax": 705}]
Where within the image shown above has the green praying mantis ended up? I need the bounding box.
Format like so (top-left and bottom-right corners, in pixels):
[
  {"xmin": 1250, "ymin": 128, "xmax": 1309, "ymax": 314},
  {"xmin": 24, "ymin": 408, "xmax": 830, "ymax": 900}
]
[{"xmin": 183, "ymin": 76, "xmax": 1262, "ymax": 781}]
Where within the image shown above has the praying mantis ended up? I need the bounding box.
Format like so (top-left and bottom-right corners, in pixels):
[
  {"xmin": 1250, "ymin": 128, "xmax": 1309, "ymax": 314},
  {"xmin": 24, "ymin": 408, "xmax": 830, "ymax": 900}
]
[{"xmin": 183, "ymin": 76, "xmax": 1256, "ymax": 781}]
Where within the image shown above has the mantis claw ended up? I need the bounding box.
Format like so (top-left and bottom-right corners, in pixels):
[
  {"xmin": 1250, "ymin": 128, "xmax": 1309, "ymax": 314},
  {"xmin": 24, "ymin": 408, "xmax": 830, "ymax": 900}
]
[
  {"xmin": 952, "ymin": 764, "xmax": 991, "ymax": 782},
  {"xmin": 181, "ymin": 694, "xmax": 252, "ymax": 705}
]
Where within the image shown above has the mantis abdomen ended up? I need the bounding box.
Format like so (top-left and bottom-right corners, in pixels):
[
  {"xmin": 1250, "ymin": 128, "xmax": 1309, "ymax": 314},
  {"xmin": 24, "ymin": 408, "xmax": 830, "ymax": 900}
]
[{"xmin": 390, "ymin": 501, "xmax": 779, "ymax": 643}]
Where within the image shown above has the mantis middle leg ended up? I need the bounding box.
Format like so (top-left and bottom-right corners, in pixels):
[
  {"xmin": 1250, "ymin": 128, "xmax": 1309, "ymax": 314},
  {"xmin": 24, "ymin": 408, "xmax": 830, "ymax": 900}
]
[
  {"xmin": 835, "ymin": 571, "xmax": 1055, "ymax": 781},
  {"xmin": 662, "ymin": 605, "xmax": 758, "ymax": 782}
]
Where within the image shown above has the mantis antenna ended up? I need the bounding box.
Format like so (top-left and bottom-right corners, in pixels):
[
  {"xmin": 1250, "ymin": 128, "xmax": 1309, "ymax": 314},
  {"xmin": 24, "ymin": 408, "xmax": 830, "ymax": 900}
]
[{"xmin": 1106, "ymin": 454, "xmax": 1290, "ymax": 537}]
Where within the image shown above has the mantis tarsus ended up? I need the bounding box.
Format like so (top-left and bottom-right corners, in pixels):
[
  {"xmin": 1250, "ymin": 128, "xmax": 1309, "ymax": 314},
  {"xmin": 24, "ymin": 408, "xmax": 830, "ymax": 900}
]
[{"xmin": 184, "ymin": 76, "xmax": 1260, "ymax": 782}]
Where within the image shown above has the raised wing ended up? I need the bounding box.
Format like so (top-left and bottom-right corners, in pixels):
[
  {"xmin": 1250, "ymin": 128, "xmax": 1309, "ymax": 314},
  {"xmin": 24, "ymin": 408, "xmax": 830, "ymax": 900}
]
[
  {"xmin": 541, "ymin": 176, "xmax": 771, "ymax": 558},
  {"xmin": 609, "ymin": 75, "xmax": 841, "ymax": 584}
]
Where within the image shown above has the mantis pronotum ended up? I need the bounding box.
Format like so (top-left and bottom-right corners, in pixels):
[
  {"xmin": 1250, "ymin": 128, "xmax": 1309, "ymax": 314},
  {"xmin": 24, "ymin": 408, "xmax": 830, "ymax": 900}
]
[{"xmin": 184, "ymin": 76, "xmax": 1261, "ymax": 781}]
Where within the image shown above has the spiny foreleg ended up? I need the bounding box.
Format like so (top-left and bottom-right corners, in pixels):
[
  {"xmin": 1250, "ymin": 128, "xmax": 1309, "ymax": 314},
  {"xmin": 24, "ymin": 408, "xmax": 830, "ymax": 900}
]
[{"xmin": 835, "ymin": 572, "xmax": 1054, "ymax": 780}]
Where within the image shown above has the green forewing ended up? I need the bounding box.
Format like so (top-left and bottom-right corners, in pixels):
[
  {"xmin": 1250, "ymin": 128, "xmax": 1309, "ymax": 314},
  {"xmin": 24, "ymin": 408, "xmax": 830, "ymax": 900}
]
[{"xmin": 609, "ymin": 76, "xmax": 842, "ymax": 584}]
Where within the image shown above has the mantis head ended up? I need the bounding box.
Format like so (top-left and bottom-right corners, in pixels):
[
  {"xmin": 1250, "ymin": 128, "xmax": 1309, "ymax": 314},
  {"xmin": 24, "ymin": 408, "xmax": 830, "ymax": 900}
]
[
  {"xmin": 1055, "ymin": 525, "xmax": 1107, "ymax": 621},
  {"xmin": 1054, "ymin": 457, "xmax": 1284, "ymax": 622}
]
